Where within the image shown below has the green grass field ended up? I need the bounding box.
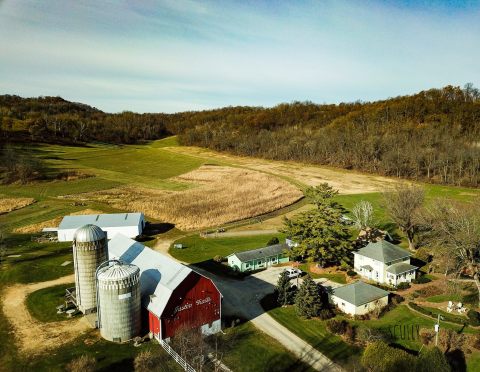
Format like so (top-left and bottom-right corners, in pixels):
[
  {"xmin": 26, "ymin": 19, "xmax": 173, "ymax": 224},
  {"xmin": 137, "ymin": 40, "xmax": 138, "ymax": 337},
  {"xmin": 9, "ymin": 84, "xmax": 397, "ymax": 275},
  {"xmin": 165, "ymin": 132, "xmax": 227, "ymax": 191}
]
[
  {"xmin": 26, "ymin": 283, "xmax": 74, "ymax": 322},
  {"xmin": 298, "ymin": 264, "xmax": 347, "ymax": 284},
  {"xmin": 170, "ymin": 233, "xmax": 286, "ymax": 264}
]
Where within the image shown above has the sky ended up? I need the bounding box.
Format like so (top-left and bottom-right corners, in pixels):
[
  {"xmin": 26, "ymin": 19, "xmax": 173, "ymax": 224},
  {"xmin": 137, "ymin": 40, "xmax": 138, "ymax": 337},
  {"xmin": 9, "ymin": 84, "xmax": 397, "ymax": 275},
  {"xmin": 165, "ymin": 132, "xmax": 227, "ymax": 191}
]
[{"xmin": 0, "ymin": 0, "xmax": 479, "ymax": 113}]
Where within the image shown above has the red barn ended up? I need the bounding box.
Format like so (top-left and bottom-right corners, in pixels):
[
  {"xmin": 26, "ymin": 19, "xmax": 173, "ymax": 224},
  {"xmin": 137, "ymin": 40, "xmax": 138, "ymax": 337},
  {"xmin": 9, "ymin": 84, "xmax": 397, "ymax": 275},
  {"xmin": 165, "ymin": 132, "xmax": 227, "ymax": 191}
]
[{"xmin": 108, "ymin": 234, "xmax": 222, "ymax": 339}]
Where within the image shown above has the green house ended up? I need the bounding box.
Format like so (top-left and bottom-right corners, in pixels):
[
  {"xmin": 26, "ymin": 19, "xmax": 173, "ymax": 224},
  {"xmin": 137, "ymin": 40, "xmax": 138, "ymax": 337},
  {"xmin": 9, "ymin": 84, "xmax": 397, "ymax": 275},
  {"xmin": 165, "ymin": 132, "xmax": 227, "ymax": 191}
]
[{"xmin": 227, "ymin": 243, "xmax": 290, "ymax": 272}]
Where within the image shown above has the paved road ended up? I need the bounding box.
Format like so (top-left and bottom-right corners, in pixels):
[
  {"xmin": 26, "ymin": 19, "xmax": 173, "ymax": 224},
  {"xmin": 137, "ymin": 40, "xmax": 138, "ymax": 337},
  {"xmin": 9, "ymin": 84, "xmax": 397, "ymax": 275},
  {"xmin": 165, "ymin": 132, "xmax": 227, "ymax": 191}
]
[{"xmin": 192, "ymin": 265, "xmax": 343, "ymax": 371}]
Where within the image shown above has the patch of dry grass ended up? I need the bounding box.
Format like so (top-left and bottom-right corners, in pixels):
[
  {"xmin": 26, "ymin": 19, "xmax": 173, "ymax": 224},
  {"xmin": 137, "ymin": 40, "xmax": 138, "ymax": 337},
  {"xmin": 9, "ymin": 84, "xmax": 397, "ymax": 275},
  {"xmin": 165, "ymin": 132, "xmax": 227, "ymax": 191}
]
[
  {"xmin": 69, "ymin": 165, "xmax": 303, "ymax": 230},
  {"xmin": 0, "ymin": 197, "xmax": 36, "ymax": 214},
  {"xmin": 14, "ymin": 209, "xmax": 104, "ymax": 233}
]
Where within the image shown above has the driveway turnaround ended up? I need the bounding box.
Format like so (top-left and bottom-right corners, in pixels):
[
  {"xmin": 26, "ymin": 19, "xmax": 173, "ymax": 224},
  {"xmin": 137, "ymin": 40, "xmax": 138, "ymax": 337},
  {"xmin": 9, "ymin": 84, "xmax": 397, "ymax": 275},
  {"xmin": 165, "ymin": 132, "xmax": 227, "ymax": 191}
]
[{"xmin": 192, "ymin": 265, "xmax": 343, "ymax": 371}]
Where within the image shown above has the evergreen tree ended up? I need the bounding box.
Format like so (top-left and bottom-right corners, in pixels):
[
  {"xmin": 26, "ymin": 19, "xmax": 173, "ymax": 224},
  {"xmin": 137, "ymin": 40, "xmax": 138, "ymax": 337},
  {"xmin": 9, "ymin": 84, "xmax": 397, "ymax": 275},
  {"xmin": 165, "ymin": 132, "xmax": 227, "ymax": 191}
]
[
  {"xmin": 276, "ymin": 272, "xmax": 296, "ymax": 306},
  {"xmin": 283, "ymin": 184, "xmax": 353, "ymax": 267},
  {"xmin": 295, "ymin": 275, "xmax": 324, "ymax": 318}
]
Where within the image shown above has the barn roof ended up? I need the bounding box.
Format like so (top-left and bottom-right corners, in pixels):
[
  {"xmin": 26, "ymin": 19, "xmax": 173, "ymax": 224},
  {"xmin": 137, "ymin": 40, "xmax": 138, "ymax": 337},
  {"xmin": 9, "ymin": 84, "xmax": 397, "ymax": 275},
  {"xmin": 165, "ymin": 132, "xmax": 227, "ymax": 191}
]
[
  {"xmin": 227, "ymin": 243, "xmax": 290, "ymax": 263},
  {"xmin": 356, "ymin": 240, "xmax": 410, "ymax": 263},
  {"xmin": 332, "ymin": 281, "xmax": 389, "ymax": 306},
  {"xmin": 59, "ymin": 213, "xmax": 144, "ymax": 230},
  {"xmin": 108, "ymin": 234, "xmax": 193, "ymax": 317}
]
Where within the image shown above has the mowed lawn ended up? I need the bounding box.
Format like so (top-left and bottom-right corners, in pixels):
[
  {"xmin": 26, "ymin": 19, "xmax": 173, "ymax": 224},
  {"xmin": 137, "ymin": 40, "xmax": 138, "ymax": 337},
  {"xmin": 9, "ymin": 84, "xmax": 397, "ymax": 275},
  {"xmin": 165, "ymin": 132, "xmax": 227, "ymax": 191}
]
[
  {"xmin": 170, "ymin": 233, "xmax": 286, "ymax": 263},
  {"xmin": 26, "ymin": 283, "xmax": 74, "ymax": 323}
]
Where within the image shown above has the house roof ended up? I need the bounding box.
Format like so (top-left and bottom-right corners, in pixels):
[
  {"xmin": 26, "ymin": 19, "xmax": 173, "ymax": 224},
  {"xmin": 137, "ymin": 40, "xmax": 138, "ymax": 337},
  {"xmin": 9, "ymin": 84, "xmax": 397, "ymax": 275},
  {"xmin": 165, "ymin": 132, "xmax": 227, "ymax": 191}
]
[
  {"xmin": 108, "ymin": 233, "xmax": 194, "ymax": 317},
  {"xmin": 228, "ymin": 243, "xmax": 289, "ymax": 263},
  {"xmin": 59, "ymin": 213, "xmax": 144, "ymax": 230},
  {"xmin": 332, "ymin": 281, "xmax": 389, "ymax": 306},
  {"xmin": 386, "ymin": 262, "xmax": 418, "ymax": 275},
  {"xmin": 356, "ymin": 240, "xmax": 410, "ymax": 263}
]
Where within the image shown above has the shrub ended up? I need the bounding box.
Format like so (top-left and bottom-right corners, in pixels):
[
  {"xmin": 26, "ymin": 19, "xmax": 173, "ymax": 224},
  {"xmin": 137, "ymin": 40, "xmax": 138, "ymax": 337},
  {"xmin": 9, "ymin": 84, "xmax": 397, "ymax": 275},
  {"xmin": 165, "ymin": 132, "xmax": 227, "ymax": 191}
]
[
  {"xmin": 357, "ymin": 327, "xmax": 392, "ymax": 345},
  {"xmin": 213, "ymin": 255, "xmax": 224, "ymax": 263},
  {"xmin": 346, "ymin": 270, "xmax": 357, "ymax": 277},
  {"xmin": 413, "ymin": 276, "xmax": 432, "ymax": 284},
  {"xmin": 417, "ymin": 347, "xmax": 451, "ymax": 372},
  {"xmin": 318, "ymin": 308, "xmax": 334, "ymax": 320},
  {"xmin": 326, "ymin": 319, "xmax": 348, "ymax": 335},
  {"xmin": 267, "ymin": 237, "xmax": 280, "ymax": 246},
  {"xmin": 391, "ymin": 294, "xmax": 405, "ymax": 305},
  {"xmin": 467, "ymin": 310, "xmax": 480, "ymax": 326},
  {"xmin": 361, "ymin": 341, "xmax": 416, "ymax": 372},
  {"xmin": 396, "ymin": 282, "xmax": 411, "ymax": 290},
  {"xmin": 66, "ymin": 355, "xmax": 96, "ymax": 372},
  {"xmin": 345, "ymin": 323, "xmax": 356, "ymax": 343}
]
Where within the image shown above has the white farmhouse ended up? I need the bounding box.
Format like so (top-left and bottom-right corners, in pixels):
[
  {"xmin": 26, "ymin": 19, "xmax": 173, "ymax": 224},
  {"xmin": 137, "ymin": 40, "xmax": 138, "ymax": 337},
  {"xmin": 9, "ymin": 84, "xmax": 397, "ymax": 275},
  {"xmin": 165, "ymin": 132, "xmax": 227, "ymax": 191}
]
[
  {"xmin": 331, "ymin": 281, "xmax": 389, "ymax": 316},
  {"xmin": 353, "ymin": 240, "xmax": 417, "ymax": 286},
  {"xmin": 56, "ymin": 213, "xmax": 145, "ymax": 241}
]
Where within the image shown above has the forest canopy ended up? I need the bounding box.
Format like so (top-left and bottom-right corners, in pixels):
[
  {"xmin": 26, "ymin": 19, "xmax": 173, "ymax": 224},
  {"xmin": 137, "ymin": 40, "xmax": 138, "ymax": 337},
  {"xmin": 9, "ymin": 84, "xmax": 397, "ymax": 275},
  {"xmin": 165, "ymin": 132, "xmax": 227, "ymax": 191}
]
[{"xmin": 1, "ymin": 84, "xmax": 480, "ymax": 187}]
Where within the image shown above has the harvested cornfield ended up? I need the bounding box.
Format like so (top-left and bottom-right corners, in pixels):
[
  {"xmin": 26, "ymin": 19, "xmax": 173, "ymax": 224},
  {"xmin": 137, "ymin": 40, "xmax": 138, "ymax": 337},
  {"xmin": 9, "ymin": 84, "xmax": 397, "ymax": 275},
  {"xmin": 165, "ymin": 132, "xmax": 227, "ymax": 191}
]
[
  {"xmin": 69, "ymin": 165, "xmax": 303, "ymax": 230},
  {"xmin": 0, "ymin": 197, "xmax": 36, "ymax": 214},
  {"xmin": 14, "ymin": 209, "xmax": 104, "ymax": 233}
]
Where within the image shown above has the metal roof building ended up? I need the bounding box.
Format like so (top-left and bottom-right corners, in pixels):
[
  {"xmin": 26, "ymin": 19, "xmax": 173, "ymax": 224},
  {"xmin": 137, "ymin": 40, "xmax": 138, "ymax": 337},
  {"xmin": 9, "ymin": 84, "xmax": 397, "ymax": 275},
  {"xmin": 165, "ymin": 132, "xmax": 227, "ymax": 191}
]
[
  {"xmin": 108, "ymin": 234, "xmax": 222, "ymax": 340},
  {"xmin": 226, "ymin": 243, "xmax": 290, "ymax": 272},
  {"xmin": 331, "ymin": 281, "xmax": 389, "ymax": 316},
  {"xmin": 56, "ymin": 213, "xmax": 145, "ymax": 241}
]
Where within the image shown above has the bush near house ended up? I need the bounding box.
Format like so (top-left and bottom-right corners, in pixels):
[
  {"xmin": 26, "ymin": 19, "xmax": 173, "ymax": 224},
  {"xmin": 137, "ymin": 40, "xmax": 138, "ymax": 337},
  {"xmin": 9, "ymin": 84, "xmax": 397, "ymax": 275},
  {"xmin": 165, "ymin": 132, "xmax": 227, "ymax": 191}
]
[
  {"xmin": 467, "ymin": 310, "xmax": 480, "ymax": 327},
  {"xmin": 412, "ymin": 276, "xmax": 432, "ymax": 284},
  {"xmin": 396, "ymin": 282, "xmax": 411, "ymax": 290}
]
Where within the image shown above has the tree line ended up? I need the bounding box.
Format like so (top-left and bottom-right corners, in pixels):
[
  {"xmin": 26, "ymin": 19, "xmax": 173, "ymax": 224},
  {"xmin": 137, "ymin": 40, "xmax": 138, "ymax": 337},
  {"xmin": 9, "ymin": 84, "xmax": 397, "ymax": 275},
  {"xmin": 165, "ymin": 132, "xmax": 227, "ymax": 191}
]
[{"xmin": 2, "ymin": 84, "xmax": 480, "ymax": 186}]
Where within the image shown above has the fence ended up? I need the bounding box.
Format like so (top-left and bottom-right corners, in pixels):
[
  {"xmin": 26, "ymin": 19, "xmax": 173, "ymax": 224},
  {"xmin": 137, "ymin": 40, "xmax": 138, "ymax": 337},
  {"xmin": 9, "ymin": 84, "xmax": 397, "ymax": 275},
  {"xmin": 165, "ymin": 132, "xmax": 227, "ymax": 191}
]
[{"xmin": 159, "ymin": 339, "xmax": 196, "ymax": 372}]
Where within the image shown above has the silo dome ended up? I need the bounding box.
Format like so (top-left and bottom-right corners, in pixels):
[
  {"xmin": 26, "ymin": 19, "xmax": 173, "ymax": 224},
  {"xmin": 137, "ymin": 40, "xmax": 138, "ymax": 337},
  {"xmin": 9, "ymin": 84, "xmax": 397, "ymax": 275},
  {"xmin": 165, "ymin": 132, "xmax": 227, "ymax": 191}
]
[
  {"xmin": 97, "ymin": 262, "xmax": 141, "ymax": 342},
  {"xmin": 73, "ymin": 224, "xmax": 106, "ymax": 242},
  {"xmin": 73, "ymin": 224, "xmax": 108, "ymax": 314}
]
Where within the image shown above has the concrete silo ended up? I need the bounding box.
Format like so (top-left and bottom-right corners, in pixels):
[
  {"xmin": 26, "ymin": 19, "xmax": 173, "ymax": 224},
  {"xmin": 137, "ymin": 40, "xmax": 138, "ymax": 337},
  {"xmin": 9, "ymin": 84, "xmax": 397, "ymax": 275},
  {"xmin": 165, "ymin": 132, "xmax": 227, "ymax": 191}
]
[
  {"xmin": 97, "ymin": 261, "xmax": 141, "ymax": 342},
  {"xmin": 72, "ymin": 224, "xmax": 108, "ymax": 314}
]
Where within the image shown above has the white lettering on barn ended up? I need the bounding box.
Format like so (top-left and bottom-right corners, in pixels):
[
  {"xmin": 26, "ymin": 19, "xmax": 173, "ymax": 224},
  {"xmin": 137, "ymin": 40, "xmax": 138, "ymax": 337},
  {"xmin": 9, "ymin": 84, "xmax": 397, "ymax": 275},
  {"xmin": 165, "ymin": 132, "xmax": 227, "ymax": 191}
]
[
  {"xmin": 196, "ymin": 297, "xmax": 211, "ymax": 305},
  {"xmin": 174, "ymin": 303, "xmax": 192, "ymax": 314}
]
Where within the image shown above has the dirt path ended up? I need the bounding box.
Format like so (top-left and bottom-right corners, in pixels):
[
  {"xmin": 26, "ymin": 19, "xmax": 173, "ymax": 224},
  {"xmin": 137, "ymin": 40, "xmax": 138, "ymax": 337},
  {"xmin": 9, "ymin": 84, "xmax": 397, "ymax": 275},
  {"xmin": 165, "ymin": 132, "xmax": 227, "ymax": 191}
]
[{"xmin": 2, "ymin": 275, "xmax": 91, "ymax": 355}]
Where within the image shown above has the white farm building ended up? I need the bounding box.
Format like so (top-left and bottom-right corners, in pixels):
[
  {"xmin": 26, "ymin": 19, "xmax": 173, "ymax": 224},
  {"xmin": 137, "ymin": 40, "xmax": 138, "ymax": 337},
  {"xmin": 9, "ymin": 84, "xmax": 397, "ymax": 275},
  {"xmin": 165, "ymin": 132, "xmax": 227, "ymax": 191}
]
[
  {"xmin": 331, "ymin": 281, "xmax": 389, "ymax": 316},
  {"xmin": 57, "ymin": 213, "xmax": 145, "ymax": 241}
]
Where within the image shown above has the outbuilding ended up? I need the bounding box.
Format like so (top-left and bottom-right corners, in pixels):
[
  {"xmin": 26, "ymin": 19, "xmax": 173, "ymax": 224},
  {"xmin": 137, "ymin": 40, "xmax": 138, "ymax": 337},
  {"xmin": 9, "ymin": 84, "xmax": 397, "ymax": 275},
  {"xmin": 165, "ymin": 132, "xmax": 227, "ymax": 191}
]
[
  {"xmin": 57, "ymin": 213, "xmax": 145, "ymax": 241},
  {"xmin": 331, "ymin": 281, "xmax": 389, "ymax": 316},
  {"xmin": 108, "ymin": 234, "xmax": 222, "ymax": 340},
  {"xmin": 226, "ymin": 243, "xmax": 290, "ymax": 272}
]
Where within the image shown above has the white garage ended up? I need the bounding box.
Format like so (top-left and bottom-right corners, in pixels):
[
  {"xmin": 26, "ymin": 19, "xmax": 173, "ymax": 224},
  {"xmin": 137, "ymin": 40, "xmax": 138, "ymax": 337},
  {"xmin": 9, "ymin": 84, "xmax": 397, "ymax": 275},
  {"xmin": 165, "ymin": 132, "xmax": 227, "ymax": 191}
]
[
  {"xmin": 57, "ymin": 213, "xmax": 145, "ymax": 241},
  {"xmin": 331, "ymin": 281, "xmax": 389, "ymax": 316}
]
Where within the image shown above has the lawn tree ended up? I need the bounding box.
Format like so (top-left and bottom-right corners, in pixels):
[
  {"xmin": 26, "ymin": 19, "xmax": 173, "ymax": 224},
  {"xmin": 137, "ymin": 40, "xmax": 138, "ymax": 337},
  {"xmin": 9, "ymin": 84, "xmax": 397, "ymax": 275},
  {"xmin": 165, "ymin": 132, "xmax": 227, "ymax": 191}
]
[
  {"xmin": 361, "ymin": 341, "xmax": 416, "ymax": 372},
  {"xmin": 282, "ymin": 184, "xmax": 353, "ymax": 267},
  {"xmin": 295, "ymin": 275, "xmax": 325, "ymax": 318},
  {"xmin": 383, "ymin": 184, "xmax": 425, "ymax": 250},
  {"xmin": 417, "ymin": 347, "xmax": 451, "ymax": 372},
  {"xmin": 171, "ymin": 326, "xmax": 207, "ymax": 371},
  {"xmin": 352, "ymin": 200, "xmax": 374, "ymax": 231},
  {"xmin": 424, "ymin": 200, "xmax": 480, "ymax": 307},
  {"xmin": 276, "ymin": 271, "xmax": 296, "ymax": 306}
]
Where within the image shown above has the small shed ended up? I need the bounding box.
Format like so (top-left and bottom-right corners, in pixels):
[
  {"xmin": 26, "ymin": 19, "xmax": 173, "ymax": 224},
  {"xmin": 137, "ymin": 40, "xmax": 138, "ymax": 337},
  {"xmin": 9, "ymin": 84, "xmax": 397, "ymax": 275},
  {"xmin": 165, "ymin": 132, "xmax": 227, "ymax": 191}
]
[
  {"xmin": 227, "ymin": 243, "xmax": 290, "ymax": 272},
  {"xmin": 331, "ymin": 281, "xmax": 389, "ymax": 316},
  {"xmin": 57, "ymin": 213, "xmax": 145, "ymax": 241}
]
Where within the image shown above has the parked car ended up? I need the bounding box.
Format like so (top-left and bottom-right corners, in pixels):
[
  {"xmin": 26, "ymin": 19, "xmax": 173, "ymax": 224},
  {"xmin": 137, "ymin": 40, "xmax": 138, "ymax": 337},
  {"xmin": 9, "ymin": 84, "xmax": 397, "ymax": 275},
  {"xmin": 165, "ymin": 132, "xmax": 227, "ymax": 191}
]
[{"xmin": 279, "ymin": 268, "xmax": 303, "ymax": 279}]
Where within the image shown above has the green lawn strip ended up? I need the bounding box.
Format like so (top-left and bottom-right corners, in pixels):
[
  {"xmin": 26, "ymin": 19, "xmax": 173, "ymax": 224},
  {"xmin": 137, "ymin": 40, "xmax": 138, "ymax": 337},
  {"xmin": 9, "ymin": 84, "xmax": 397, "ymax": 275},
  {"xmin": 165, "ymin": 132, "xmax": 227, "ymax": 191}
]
[
  {"xmin": 426, "ymin": 293, "xmax": 462, "ymax": 303},
  {"xmin": 26, "ymin": 283, "xmax": 74, "ymax": 322},
  {"xmin": 298, "ymin": 264, "xmax": 347, "ymax": 284},
  {"xmin": 170, "ymin": 233, "xmax": 286, "ymax": 264},
  {"xmin": 21, "ymin": 331, "xmax": 182, "ymax": 372},
  {"xmin": 267, "ymin": 305, "xmax": 362, "ymax": 367},
  {"xmin": 220, "ymin": 321, "xmax": 315, "ymax": 372}
]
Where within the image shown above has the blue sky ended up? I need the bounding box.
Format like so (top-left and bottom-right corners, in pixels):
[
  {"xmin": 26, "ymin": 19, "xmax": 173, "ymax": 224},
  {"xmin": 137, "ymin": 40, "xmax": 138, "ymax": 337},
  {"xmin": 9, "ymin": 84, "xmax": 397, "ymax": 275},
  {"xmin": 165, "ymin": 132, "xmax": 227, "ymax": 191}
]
[{"xmin": 0, "ymin": 0, "xmax": 479, "ymax": 113}]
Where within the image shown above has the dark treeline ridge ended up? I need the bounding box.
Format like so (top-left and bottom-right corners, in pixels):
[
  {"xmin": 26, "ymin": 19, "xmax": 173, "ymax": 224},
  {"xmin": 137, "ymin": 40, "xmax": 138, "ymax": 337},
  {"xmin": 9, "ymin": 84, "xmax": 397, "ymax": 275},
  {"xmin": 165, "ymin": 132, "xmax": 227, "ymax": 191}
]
[{"xmin": 1, "ymin": 84, "xmax": 480, "ymax": 187}]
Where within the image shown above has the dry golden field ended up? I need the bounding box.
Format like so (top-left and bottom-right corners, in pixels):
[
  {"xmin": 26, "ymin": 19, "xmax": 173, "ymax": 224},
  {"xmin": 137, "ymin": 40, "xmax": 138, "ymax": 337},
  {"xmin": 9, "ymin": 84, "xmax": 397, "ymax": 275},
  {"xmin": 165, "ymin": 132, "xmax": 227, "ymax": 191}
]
[
  {"xmin": 0, "ymin": 196, "xmax": 36, "ymax": 214},
  {"xmin": 68, "ymin": 165, "xmax": 303, "ymax": 230},
  {"xmin": 14, "ymin": 209, "xmax": 104, "ymax": 233}
]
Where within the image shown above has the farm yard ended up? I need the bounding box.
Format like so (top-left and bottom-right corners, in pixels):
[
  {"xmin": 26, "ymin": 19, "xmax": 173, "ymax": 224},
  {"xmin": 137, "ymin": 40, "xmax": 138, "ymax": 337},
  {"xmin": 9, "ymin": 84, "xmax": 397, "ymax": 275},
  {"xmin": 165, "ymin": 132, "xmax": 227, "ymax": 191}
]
[{"xmin": 1, "ymin": 136, "xmax": 480, "ymax": 371}]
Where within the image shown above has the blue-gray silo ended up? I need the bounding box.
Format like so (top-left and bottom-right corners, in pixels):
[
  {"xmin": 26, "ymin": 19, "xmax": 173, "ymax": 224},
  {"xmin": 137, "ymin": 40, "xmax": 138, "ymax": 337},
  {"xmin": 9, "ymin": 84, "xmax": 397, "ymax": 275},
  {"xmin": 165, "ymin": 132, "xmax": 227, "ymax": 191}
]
[
  {"xmin": 97, "ymin": 261, "xmax": 141, "ymax": 342},
  {"xmin": 72, "ymin": 224, "xmax": 108, "ymax": 314}
]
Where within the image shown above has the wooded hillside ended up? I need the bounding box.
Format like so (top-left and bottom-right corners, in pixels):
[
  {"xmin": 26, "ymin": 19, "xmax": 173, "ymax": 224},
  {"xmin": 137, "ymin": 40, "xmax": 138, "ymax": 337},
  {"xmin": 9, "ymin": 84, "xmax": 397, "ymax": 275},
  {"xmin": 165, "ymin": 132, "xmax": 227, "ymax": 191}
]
[{"xmin": 1, "ymin": 85, "xmax": 480, "ymax": 186}]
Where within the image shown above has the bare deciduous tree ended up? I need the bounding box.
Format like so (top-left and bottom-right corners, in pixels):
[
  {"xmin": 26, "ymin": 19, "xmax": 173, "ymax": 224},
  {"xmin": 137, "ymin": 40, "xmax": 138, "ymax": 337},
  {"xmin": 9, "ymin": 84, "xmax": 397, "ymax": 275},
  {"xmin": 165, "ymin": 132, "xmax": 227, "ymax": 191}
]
[
  {"xmin": 383, "ymin": 184, "xmax": 425, "ymax": 250},
  {"xmin": 424, "ymin": 200, "xmax": 480, "ymax": 307},
  {"xmin": 352, "ymin": 200, "xmax": 374, "ymax": 231}
]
